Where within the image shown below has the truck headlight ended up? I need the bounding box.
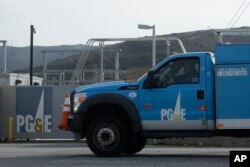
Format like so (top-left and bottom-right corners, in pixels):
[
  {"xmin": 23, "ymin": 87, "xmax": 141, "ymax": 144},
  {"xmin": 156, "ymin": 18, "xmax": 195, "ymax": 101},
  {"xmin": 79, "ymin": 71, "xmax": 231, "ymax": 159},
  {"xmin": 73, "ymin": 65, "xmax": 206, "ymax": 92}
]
[{"xmin": 73, "ymin": 93, "xmax": 87, "ymax": 113}]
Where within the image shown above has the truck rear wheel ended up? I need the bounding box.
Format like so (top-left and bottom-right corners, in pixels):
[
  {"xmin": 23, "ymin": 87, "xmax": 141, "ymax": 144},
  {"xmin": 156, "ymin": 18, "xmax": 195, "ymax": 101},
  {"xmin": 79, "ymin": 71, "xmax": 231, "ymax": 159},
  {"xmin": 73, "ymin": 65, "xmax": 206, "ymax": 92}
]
[
  {"xmin": 86, "ymin": 116, "xmax": 128, "ymax": 157},
  {"xmin": 123, "ymin": 138, "xmax": 146, "ymax": 154}
]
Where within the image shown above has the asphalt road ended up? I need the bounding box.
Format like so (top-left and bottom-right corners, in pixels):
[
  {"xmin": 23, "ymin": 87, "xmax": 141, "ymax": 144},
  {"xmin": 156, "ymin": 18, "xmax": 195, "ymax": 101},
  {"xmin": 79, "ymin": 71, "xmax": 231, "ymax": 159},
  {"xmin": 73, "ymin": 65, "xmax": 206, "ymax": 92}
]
[{"xmin": 0, "ymin": 141, "xmax": 243, "ymax": 167}]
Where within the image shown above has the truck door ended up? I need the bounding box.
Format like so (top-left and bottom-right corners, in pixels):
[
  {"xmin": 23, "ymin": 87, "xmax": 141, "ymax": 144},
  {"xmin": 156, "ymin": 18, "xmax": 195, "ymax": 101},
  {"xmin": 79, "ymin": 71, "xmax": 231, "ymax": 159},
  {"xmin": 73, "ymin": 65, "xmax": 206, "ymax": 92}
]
[{"xmin": 139, "ymin": 56, "xmax": 207, "ymax": 130}]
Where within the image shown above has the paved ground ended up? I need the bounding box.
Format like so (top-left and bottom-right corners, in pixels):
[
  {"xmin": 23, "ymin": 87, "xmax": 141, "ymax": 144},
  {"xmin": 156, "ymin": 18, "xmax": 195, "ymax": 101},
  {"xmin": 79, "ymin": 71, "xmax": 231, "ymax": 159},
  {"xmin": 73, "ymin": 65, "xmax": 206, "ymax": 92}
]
[{"xmin": 0, "ymin": 141, "xmax": 247, "ymax": 167}]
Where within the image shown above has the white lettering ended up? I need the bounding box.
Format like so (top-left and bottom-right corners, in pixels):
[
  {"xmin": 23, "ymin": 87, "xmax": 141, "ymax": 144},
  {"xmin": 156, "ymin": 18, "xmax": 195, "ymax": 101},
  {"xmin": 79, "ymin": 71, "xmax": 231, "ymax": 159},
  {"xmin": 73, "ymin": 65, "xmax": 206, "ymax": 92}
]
[
  {"xmin": 167, "ymin": 109, "xmax": 173, "ymax": 120},
  {"xmin": 234, "ymin": 155, "xmax": 241, "ymax": 162},
  {"xmin": 181, "ymin": 109, "xmax": 186, "ymax": 120},
  {"xmin": 234, "ymin": 155, "xmax": 247, "ymax": 162},
  {"xmin": 242, "ymin": 155, "xmax": 247, "ymax": 162},
  {"xmin": 16, "ymin": 115, "xmax": 25, "ymax": 132},
  {"xmin": 25, "ymin": 115, "xmax": 34, "ymax": 132},
  {"xmin": 44, "ymin": 115, "xmax": 52, "ymax": 133},
  {"xmin": 161, "ymin": 109, "xmax": 167, "ymax": 120},
  {"xmin": 160, "ymin": 108, "xmax": 186, "ymax": 120},
  {"xmin": 16, "ymin": 115, "xmax": 52, "ymax": 133}
]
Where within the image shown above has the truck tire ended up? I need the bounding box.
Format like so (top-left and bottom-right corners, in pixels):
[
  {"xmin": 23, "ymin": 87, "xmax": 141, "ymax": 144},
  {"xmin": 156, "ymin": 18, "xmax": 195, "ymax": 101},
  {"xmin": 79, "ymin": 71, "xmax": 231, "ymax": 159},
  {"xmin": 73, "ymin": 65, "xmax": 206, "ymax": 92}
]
[
  {"xmin": 123, "ymin": 138, "xmax": 146, "ymax": 154},
  {"xmin": 86, "ymin": 116, "xmax": 128, "ymax": 157}
]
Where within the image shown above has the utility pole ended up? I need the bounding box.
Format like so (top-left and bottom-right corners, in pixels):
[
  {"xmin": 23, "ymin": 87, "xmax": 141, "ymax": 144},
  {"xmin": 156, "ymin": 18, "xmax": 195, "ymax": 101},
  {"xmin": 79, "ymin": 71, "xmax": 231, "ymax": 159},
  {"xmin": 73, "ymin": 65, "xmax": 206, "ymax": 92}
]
[{"xmin": 30, "ymin": 25, "xmax": 36, "ymax": 85}]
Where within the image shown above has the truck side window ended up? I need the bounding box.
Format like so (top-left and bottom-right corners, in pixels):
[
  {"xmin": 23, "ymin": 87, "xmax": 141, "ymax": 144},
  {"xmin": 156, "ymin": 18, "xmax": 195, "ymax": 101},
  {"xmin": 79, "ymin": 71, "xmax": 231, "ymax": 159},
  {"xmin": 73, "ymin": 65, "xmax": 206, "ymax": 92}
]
[{"xmin": 154, "ymin": 57, "xmax": 200, "ymax": 87}]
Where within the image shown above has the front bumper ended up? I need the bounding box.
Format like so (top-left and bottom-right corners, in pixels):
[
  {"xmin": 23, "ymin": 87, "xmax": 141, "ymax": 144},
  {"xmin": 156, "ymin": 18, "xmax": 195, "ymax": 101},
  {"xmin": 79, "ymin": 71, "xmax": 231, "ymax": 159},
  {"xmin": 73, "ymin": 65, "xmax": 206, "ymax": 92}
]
[{"xmin": 67, "ymin": 113, "xmax": 85, "ymax": 133}]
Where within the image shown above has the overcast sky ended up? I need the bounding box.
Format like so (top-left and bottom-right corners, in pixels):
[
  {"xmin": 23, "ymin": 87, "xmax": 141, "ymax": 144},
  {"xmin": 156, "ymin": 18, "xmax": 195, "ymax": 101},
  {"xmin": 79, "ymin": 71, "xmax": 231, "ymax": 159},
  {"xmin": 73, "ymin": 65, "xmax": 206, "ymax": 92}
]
[{"xmin": 1, "ymin": 0, "xmax": 249, "ymax": 46}]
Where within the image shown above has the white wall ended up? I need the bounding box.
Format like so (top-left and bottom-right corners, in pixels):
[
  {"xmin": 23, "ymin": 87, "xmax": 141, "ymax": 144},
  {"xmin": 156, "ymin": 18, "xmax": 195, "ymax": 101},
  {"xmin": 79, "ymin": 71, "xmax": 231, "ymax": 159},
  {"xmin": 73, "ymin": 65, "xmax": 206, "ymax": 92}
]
[{"xmin": 1, "ymin": 73, "xmax": 43, "ymax": 86}]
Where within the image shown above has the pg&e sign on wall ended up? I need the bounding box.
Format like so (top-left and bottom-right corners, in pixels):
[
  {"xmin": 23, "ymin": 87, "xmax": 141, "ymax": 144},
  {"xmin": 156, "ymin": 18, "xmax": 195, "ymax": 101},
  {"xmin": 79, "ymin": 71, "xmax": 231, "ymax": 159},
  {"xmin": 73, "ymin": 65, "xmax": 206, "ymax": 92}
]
[{"xmin": 16, "ymin": 87, "xmax": 53, "ymax": 133}]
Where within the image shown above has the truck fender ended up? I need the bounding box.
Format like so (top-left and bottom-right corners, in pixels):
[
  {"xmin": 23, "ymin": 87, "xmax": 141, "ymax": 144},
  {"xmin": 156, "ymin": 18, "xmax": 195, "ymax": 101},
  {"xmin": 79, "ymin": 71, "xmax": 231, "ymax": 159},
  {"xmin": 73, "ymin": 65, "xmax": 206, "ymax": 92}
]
[{"xmin": 77, "ymin": 93, "xmax": 143, "ymax": 135}]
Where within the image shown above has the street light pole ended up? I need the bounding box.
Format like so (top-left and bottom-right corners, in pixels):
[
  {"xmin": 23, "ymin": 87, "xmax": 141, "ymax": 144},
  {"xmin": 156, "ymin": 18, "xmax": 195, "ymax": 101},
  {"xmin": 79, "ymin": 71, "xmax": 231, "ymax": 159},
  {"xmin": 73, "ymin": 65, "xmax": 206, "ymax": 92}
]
[
  {"xmin": 30, "ymin": 25, "xmax": 36, "ymax": 86},
  {"xmin": 138, "ymin": 24, "xmax": 156, "ymax": 67}
]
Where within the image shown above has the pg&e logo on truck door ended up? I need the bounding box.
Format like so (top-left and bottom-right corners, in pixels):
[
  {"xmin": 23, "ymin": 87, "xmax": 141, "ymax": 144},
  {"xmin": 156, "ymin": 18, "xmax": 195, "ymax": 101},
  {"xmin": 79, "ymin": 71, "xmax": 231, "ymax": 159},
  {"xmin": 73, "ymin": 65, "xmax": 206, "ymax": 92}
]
[
  {"xmin": 161, "ymin": 92, "xmax": 186, "ymax": 121},
  {"xmin": 16, "ymin": 88, "xmax": 52, "ymax": 133}
]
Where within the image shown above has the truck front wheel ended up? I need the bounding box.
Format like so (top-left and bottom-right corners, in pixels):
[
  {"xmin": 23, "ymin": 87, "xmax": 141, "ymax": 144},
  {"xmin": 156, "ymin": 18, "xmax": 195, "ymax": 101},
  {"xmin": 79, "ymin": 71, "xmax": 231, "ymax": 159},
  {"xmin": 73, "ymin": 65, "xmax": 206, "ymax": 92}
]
[{"xmin": 86, "ymin": 116, "xmax": 128, "ymax": 157}]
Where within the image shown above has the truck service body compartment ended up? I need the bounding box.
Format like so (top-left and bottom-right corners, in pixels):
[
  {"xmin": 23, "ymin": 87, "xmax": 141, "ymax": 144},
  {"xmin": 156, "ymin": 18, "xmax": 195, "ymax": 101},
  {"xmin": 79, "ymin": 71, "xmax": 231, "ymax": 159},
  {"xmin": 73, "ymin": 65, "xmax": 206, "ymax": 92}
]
[{"xmin": 215, "ymin": 44, "xmax": 250, "ymax": 129}]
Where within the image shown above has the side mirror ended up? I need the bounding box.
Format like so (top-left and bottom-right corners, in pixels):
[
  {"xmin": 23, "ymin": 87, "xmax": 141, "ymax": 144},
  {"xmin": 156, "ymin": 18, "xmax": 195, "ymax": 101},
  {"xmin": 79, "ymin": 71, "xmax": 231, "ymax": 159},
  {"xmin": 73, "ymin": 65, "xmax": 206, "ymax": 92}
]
[{"xmin": 147, "ymin": 71, "xmax": 156, "ymax": 88}]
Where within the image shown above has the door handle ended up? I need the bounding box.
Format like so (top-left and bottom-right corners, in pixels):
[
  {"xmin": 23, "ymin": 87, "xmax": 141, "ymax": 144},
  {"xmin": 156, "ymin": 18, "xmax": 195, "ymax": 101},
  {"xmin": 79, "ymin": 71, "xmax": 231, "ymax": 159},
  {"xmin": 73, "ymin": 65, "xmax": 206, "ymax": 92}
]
[{"xmin": 197, "ymin": 90, "xmax": 204, "ymax": 100}]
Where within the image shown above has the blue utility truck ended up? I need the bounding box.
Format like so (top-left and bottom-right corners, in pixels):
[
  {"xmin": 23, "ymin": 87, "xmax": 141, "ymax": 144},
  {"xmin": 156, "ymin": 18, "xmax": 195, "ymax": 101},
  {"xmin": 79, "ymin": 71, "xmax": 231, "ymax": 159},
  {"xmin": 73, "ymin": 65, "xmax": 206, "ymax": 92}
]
[{"xmin": 62, "ymin": 42, "xmax": 250, "ymax": 156}]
